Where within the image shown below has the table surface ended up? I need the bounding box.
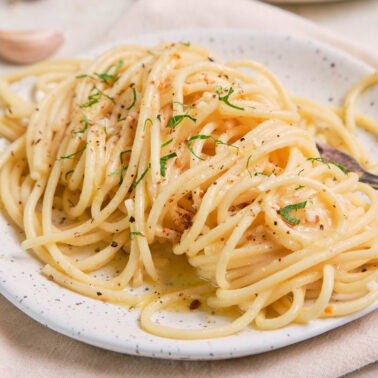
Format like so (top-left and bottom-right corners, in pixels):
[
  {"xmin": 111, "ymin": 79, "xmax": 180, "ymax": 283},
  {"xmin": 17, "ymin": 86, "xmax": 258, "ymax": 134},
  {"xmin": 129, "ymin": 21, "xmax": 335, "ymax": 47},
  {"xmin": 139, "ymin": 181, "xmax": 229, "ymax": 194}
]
[{"xmin": 0, "ymin": 0, "xmax": 377, "ymax": 376}]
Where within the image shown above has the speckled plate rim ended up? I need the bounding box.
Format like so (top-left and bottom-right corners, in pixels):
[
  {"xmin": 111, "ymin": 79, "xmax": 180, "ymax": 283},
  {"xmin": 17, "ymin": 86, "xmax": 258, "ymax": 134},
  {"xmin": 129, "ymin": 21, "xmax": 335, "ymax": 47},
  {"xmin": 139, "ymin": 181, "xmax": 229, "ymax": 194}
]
[{"xmin": 0, "ymin": 28, "xmax": 377, "ymax": 360}]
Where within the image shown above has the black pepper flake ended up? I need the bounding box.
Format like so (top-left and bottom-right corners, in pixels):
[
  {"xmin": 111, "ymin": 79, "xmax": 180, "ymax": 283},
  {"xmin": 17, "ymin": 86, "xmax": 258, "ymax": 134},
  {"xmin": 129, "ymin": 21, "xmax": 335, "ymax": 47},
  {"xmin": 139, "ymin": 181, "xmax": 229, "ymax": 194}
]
[
  {"xmin": 111, "ymin": 241, "xmax": 118, "ymax": 247},
  {"xmin": 319, "ymin": 224, "xmax": 324, "ymax": 231},
  {"xmin": 189, "ymin": 299, "xmax": 201, "ymax": 310},
  {"xmin": 129, "ymin": 216, "xmax": 135, "ymax": 223},
  {"xmin": 96, "ymin": 292, "xmax": 102, "ymax": 296},
  {"xmin": 361, "ymin": 268, "xmax": 367, "ymax": 272}
]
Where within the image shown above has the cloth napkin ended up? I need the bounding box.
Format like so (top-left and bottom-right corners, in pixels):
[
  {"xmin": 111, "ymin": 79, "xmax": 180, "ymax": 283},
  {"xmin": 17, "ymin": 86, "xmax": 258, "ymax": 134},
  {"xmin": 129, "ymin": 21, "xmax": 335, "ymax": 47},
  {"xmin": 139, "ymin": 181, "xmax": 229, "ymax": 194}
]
[{"xmin": 1, "ymin": 0, "xmax": 377, "ymax": 377}]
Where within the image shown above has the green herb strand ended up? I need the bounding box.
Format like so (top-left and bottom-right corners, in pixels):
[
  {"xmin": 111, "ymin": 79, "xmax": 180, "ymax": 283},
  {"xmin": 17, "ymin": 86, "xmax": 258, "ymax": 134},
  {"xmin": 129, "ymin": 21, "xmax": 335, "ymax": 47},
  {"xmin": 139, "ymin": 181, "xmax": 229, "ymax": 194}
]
[
  {"xmin": 160, "ymin": 152, "xmax": 177, "ymax": 177},
  {"xmin": 80, "ymin": 87, "xmax": 115, "ymax": 108},
  {"xmin": 73, "ymin": 114, "xmax": 89, "ymax": 135},
  {"xmin": 254, "ymin": 172, "xmax": 270, "ymax": 176},
  {"xmin": 187, "ymin": 135, "xmax": 239, "ymax": 160},
  {"xmin": 120, "ymin": 150, "xmax": 131, "ymax": 165},
  {"xmin": 216, "ymin": 87, "xmax": 244, "ymax": 111},
  {"xmin": 170, "ymin": 101, "xmax": 193, "ymax": 109},
  {"xmin": 246, "ymin": 154, "xmax": 253, "ymax": 178},
  {"xmin": 65, "ymin": 170, "xmax": 74, "ymax": 180},
  {"xmin": 187, "ymin": 135, "xmax": 210, "ymax": 160},
  {"xmin": 144, "ymin": 118, "xmax": 153, "ymax": 130},
  {"xmin": 109, "ymin": 165, "xmax": 128, "ymax": 176},
  {"xmin": 94, "ymin": 59, "xmax": 123, "ymax": 87},
  {"xmin": 307, "ymin": 157, "xmax": 348, "ymax": 174},
  {"xmin": 76, "ymin": 74, "xmax": 95, "ymax": 80},
  {"xmin": 129, "ymin": 231, "xmax": 144, "ymax": 239},
  {"xmin": 295, "ymin": 185, "xmax": 305, "ymax": 190},
  {"xmin": 126, "ymin": 87, "xmax": 137, "ymax": 110},
  {"xmin": 279, "ymin": 201, "xmax": 307, "ymax": 225},
  {"xmin": 161, "ymin": 138, "xmax": 173, "ymax": 148},
  {"xmin": 168, "ymin": 114, "xmax": 196, "ymax": 128},
  {"xmin": 58, "ymin": 144, "xmax": 87, "ymax": 160},
  {"xmin": 132, "ymin": 163, "xmax": 151, "ymax": 189}
]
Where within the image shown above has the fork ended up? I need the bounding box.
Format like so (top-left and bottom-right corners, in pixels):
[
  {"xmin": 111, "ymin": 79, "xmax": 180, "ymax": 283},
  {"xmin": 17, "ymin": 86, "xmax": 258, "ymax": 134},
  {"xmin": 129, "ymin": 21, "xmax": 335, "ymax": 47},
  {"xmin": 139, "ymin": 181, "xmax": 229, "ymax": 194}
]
[{"xmin": 316, "ymin": 140, "xmax": 378, "ymax": 189}]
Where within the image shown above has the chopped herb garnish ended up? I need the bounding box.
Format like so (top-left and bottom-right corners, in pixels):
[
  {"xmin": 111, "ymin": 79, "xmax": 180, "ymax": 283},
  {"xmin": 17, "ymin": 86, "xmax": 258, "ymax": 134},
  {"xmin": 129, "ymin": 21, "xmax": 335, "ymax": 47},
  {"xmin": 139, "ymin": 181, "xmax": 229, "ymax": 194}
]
[
  {"xmin": 168, "ymin": 114, "xmax": 196, "ymax": 128},
  {"xmin": 254, "ymin": 172, "xmax": 270, "ymax": 176},
  {"xmin": 129, "ymin": 231, "xmax": 144, "ymax": 239},
  {"xmin": 132, "ymin": 163, "xmax": 151, "ymax": 189},
  {"xmin": 58, "ymin": 144, "xmax": 87, "ymax": 160},
  {"xmin": 216, "ymin": 87, "xmax": 244, "ymax": 111},
  {"xmin": 161, "ymin": 138, "xmax": 173, "ymax": 148},
  {"xmin": 109, "ymin": 166, "xmax": 128, "ymax": 176},
  {"xmin": 170, "ymin": 101, "xmax": 193, "ymax": 109},
  {"xmin": 295, "ymin": 185, "xmax": 305, "ymax": 190},
  {"xmin": 65, "ymin": 170, "xmax": 74, "ymax": 180},
  {"xmin": 68, "ymin": 199, "xmax": 75, "ymax": 207},
  {"xmin": 307, "ymin": 157, "xmax": 348, "ymax": 174},
  {"xmin": 144, "ymin": 118, "xmax": 153, "ymax": 130},
  {"xmin": 298, "ymin": 169, "xmax": 304, "ymax": 176},
  {"xmin": 94, "ymin": 59, "xmax": 123, "ymax": 87},
  {"xmin": 179, "ymin": 41, "xmax": 190, "ymax": 47},
  {"xmin": 76, "ymin": 74, "xmax": 94, "ymax": 80},
  {"xmin": 126, "ymin": 87, "xmax": 137, "ymax": 110},
  {"xmin": 187, "ymin": 134, "xmax": 239, "ymax": 160},
  {"xmin": 246, "ymin": 154, "xmax": 253, "ymax": 178},
  {"xmin": 120, "ymin": 150, "xmax": 131, "ymax": 165},
  {"xmin": 187, "ymin": 135, "xmax": 210, "ymax": 160},
  {"xmin": 103, "ymin": 127, "xmax": 107, "ymax": 135},
  {"xmin": 73, "ymin": 114, "xmax": 89, "ymax": 135},
  {"xmin": 279, "ymin": 201, "xmax": 307, "ymax": 225},
  {"xmin": 157, "ymin": 114, "xmax": 162, "ymax": 122},
  {"xmin": 80, "ymin": 87, "xmax": 115, "ymax": 108},
  {"xmin": 160, "ymin": 152, "xmax": 177, "ymax": 177},
  {"xmin": 118, "ymin": 117, "xmax": 126, "ymax": 122}
]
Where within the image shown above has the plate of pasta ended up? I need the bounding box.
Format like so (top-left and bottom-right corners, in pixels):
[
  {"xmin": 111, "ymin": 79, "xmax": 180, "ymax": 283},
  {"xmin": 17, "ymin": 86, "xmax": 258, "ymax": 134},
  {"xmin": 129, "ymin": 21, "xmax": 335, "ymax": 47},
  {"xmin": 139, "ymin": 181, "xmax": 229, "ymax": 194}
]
[{"xmin": 0, "ymin": 29, "xmax": 377, "ymax": 360}]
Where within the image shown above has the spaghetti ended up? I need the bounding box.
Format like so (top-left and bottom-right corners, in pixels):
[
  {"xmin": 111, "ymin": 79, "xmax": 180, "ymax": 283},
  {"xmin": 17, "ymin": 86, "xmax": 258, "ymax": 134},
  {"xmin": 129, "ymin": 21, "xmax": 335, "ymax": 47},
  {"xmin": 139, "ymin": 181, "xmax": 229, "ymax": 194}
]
[{"xmin": 0, "ymin": 42, "xmax": 377, "ymax": 339}]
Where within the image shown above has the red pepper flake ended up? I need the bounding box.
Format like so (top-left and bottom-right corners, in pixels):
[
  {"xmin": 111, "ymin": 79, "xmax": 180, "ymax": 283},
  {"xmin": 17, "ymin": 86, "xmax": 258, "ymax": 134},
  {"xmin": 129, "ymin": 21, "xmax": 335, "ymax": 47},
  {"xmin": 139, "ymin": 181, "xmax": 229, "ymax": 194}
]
[
  {"xmin": 324, "ymin": 305, "xmax": 333, "ymax": 314},
  {"xmin": 189, "ymin": 299, "xmax": 201, "ymax": 310}
]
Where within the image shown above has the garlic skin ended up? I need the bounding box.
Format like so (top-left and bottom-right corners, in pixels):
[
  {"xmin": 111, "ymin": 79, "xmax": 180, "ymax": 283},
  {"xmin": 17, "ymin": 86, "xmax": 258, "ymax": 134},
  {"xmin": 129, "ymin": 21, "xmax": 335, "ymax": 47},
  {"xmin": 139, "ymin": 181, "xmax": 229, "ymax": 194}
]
[{"xmin": 0, "ymin": 30, "xmax": 64, "ymax": 65}]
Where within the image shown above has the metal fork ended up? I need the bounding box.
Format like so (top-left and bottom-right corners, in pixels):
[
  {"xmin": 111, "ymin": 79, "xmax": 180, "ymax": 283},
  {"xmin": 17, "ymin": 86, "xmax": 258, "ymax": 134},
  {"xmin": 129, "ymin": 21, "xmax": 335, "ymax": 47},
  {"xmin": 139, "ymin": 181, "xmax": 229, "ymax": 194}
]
[{"xmin": 316, "ymin": 141, "xmax": 378, "ymax": 189}]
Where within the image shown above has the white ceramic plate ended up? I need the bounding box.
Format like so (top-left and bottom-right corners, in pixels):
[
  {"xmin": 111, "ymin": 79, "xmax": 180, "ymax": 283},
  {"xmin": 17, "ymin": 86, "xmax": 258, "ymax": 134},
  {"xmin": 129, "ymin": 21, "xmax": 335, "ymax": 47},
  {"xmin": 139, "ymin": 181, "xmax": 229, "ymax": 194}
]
[{"xmin": 0, "ymin": 29, "xmax": 377, "ymax": 360}]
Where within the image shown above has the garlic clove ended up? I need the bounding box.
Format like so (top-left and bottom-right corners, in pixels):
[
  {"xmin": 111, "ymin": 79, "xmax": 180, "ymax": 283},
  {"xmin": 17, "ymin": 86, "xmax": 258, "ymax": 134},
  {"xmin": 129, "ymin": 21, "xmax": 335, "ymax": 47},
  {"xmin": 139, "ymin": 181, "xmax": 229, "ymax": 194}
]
[{"xmin": 0, "ymin": 30, "xmax": 64, "ymax": 65}]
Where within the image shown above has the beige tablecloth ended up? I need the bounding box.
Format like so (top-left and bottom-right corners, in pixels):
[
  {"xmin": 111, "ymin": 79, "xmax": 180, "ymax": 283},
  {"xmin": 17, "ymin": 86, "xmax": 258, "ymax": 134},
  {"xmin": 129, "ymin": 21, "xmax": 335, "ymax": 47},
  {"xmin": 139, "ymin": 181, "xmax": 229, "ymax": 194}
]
[{"xmin": 0, "ymin": 0, "xmax": 377, "ymax": 376}]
